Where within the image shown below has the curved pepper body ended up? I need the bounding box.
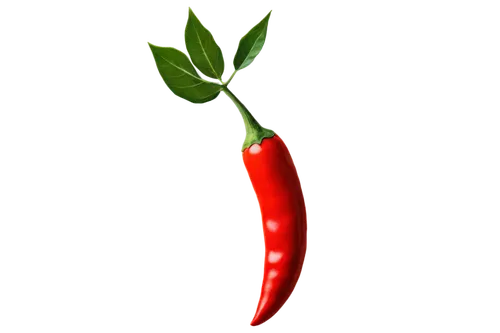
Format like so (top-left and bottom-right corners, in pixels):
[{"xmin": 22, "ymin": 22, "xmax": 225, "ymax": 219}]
[{"xmin": 243, "ymin": 134, "xmax": 307, "ymax": 326}]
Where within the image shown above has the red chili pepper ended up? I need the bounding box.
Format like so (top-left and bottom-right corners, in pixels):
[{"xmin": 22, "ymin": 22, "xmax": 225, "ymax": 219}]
[{"xmin": 224, "ymin": 89, "xmax": 307, "ymax": 326}]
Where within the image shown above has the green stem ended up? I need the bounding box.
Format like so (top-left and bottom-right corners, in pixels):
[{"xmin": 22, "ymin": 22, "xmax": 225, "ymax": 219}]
[
  {"xmin": 223, "ymin": 87, "xmax": 274, "ymax": 151},
  {"xmin": 222, "ymin": 71, "xmax": 239, "ymax": 85}
]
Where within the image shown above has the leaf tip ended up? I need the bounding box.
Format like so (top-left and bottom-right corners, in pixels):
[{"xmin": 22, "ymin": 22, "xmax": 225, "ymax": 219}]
[{"xmin": 186, "ymin": 5, "xmax": 196, "ymax": 17}]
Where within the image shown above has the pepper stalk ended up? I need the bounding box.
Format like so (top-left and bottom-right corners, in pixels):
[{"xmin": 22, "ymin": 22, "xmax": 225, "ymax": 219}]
[{"xmin": 222, "ymin": 85, "xmax": 275, "ymax": 154}]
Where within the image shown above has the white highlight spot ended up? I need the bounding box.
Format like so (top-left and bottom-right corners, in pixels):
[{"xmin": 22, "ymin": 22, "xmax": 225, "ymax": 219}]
[
  {"xmin": 249, "ymin": 144, "xmax": 262, "ymax": 154},
  {"xmin": 266, "ymin": 220, "xmax": 279, "ymax": 232},
  {"xmin": 268, "ymin": 251, "xmax": 283, "ymax": 264},
  {"xmin": 257, "ymin": 295, "xmax": 269, "ymax": 313},
  {"xmin": 268, "ymin": 269, "xmax": 279, "ymax": 279}
]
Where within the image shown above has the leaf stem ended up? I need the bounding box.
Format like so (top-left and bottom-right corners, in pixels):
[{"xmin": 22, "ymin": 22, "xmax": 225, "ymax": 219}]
[{"xmin": 222, "ymin": 70, "xmax": 240, "ymax": 85}]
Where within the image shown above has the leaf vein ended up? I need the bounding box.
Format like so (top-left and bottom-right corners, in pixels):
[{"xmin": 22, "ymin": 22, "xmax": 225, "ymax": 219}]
[
  {"xmin": 191, "ymin": 20, "xmax": 219, "ymax": 79},
  {"xmin": 197, "ymin": 89, "xmax": 222, "ymax": 100},
  {"xmin": 166, "ymin": 72, "xmax": 186, "ymax": 78},
  {"xmin": 159, "ymin": 55, "xmax": 205, "ymax": 83},
  {"xmin": 169, "ymin": 81, "xmax": 205, "ymax": 89}
]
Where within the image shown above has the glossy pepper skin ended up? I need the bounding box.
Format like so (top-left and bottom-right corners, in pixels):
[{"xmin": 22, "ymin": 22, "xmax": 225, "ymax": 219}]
[{"xmin": 243, "ymin": 134, "xmax": 307, "ymax": 326}]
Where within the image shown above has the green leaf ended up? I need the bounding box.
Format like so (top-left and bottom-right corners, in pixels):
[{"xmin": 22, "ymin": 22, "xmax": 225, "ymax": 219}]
[
  {"xmin": 233, "ymin": 11, "xmax": 271, "ymax": 71},
  {"xmin": 185, "ymin": 8, "xmax": 224, "ymax": 80},
  {"xmin": 148, "ymin": 43, "xmax": 222, "ymax": 104}
]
